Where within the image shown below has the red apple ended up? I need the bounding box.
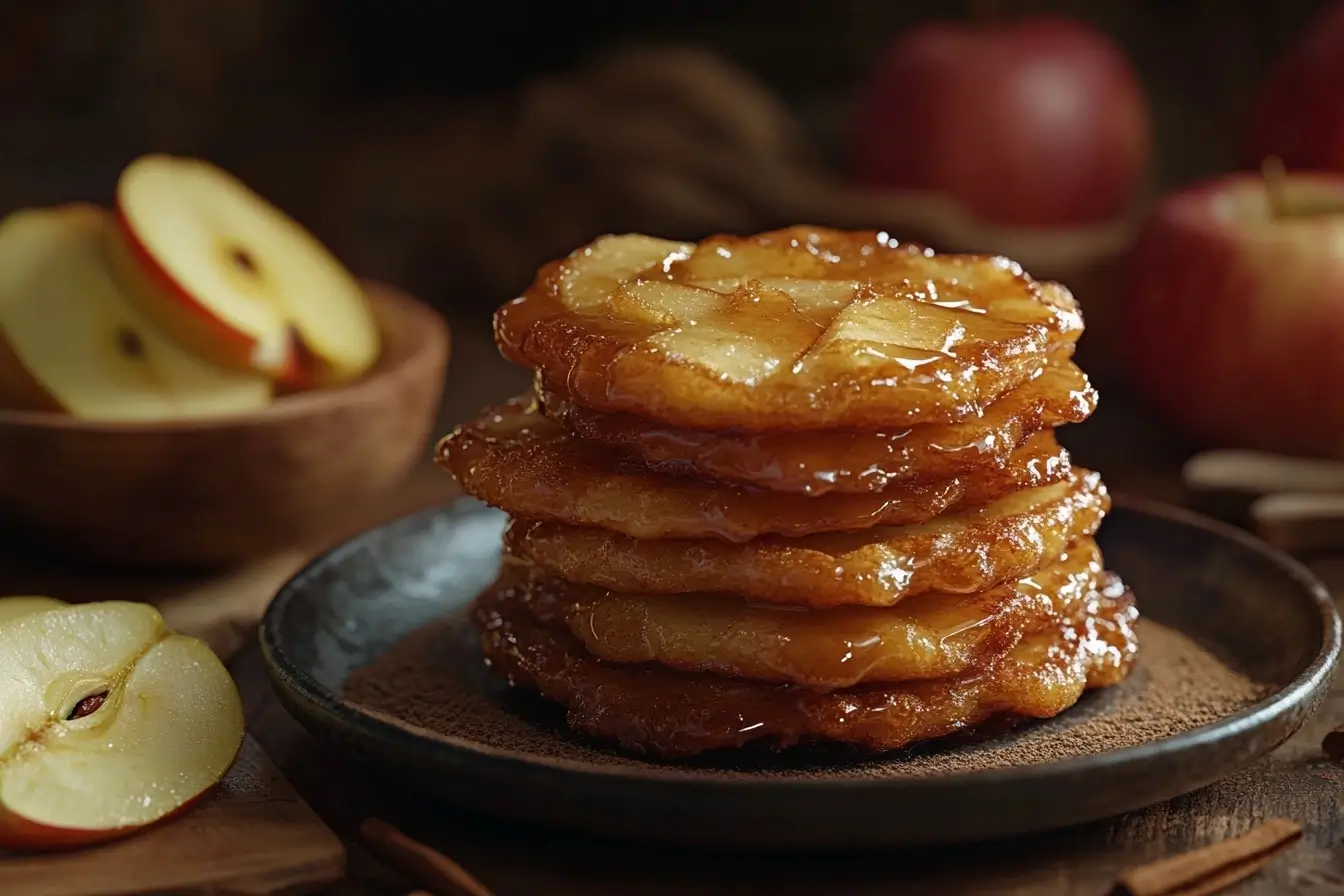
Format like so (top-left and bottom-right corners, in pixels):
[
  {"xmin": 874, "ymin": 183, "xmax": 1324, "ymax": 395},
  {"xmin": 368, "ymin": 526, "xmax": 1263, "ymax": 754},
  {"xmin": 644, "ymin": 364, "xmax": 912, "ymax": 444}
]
[
  {"xmin": 1122, "ymin": 170, "xmax": 1344, "ymax": 457},
  {"xmin": 112, "ymin": 154, "xmax": 380, "ymax": 387},
  {"xmin": 850, "ymin": 15, "xmax": 1151, "ymax": 227},
  {"xmin": 1246, "ymin": 2, "xmax": 1344, "ymax": 172}
]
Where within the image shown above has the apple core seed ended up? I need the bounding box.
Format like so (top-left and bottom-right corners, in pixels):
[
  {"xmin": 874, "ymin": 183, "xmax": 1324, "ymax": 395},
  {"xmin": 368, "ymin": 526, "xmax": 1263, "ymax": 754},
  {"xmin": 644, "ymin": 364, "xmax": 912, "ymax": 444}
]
[
  {"xmin": 228, "ymin": 246, "xmax": 259, "ymax": 277},
  {"xmin": 66, "ymin": 692, "xmax": 108, "ymax": 721},
  {"xmin": 114, "ymin": 327, "xmax": 145, "ymax": 360}
]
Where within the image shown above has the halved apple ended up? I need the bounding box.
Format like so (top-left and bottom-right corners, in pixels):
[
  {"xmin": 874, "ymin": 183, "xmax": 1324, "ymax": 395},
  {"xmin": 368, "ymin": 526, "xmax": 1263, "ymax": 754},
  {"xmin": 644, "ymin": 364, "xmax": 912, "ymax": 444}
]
[
  {"xmin": 113, "ymin": 154, "xmax": 380, "ymax": 385},
  {"xmin": 0, "ymin": 204, "xmax": 273, "ymax": 421},
  {"xmin": 0, "ymin": 601, "xmax": 245, "ymax": 852},
  {"xmin": 0, "ymin": 595, "xmax": 67, "ymax": 624}
]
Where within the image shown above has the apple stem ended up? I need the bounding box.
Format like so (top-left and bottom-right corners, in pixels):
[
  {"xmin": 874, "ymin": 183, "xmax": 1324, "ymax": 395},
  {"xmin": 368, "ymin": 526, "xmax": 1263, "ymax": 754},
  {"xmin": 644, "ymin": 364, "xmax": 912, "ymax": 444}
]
[{"xmin": 1262, "ymin": 156, "xmax": 1287, "ymax": 219}]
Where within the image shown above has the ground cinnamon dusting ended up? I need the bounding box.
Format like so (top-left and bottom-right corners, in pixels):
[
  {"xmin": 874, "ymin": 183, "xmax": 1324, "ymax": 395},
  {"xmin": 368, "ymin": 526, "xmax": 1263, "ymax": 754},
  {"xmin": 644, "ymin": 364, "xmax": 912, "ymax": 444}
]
[
  {"xmin": 895, "ymin": 621, "xmax": 1267, "ymax": 775},
  {"xmin": 343, "ymin": 614, "xmax": 1265, "ymax": 779}
]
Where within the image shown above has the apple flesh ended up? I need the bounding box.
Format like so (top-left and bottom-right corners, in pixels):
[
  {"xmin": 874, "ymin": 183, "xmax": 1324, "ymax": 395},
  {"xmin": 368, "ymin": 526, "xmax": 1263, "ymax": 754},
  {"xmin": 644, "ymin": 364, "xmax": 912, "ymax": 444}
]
[
  {"xmin": 1122, "ymin": 171, "xmax": 1344, "ymax": 457},
  {"xmin": 0, "ymin": 601, "xmax": 244, "ymax": 852},
  {"xmin": 114, "ymin": 154, "xmax": 379, "ymax": 385},
  {"xmin": 1246, "ymin": 2, "xmax": 1344, "ymax": 172},
  {"xmin": 0, "ymin": 204, "xmax": 272, "ymax": 421},
  {"xmin": 850, "ymin": 14, "xmax": 1151, "ymax": 227},
  {"xmin": 0, "ymin": 596, "xmax": 67, "ymax": 624}
]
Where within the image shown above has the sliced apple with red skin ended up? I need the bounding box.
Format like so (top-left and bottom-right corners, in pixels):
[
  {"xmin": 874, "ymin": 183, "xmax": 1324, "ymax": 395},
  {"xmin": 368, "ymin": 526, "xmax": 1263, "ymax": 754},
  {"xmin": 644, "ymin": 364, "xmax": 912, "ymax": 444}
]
[
  {"xmin": 0, "ymin": 204, "xmax": 272, "ymax": 421},
  {"xmin": 0, "ymin": 596, "xmax": 67, "ymax": 624},
  {"xmin": 0, "ymin": 601, "xmax": 244, "ymax": 852},
  {"xmin": 113, "ymin": 154, "xmax": 380, "ymax": 386}
]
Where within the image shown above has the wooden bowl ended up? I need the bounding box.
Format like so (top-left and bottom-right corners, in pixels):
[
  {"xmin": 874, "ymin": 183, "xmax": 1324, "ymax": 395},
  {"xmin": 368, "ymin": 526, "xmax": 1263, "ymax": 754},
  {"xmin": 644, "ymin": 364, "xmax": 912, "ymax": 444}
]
[{"xmin": 0, "ymin": 283, "xmax": 450, "ymax": 571}]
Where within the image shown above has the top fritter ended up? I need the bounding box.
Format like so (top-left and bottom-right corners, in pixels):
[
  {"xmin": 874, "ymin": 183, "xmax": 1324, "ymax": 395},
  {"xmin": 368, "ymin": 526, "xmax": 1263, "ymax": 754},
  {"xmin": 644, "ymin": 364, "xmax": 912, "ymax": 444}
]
[{"xmin": 495, "ymin": 226, "xmax": 1083, "ymax": 431}]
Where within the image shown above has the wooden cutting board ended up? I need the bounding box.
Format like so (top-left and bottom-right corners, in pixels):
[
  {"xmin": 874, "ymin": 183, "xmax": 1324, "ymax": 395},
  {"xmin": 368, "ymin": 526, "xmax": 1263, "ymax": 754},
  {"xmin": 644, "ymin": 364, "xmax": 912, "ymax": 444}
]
[{"xmin": 0, "ymin": 737, "xmax": 346, "ymax": 896}]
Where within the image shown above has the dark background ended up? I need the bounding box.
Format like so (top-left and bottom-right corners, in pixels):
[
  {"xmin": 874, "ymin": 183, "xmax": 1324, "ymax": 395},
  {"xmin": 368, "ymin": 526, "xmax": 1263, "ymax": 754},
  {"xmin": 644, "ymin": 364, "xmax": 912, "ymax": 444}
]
[{"xmin": 0, "ymin": 0, "xmax": 1330, "ymax": 311}]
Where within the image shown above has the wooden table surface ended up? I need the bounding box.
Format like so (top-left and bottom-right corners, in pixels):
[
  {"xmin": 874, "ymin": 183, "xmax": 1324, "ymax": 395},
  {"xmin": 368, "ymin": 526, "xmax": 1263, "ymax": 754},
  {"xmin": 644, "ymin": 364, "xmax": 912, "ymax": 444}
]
[{"xmin": 225, "ymin": 366, "xmax": 1344, "ymax": 896}]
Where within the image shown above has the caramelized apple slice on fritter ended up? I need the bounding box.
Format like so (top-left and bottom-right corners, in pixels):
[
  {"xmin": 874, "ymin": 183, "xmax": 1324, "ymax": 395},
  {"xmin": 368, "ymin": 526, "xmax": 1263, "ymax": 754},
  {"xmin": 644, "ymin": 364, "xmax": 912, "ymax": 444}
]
[
  {"xmin": 540, "ymin": 355, "xmax": 1096, "ymax": 495},
  {"xmin": 506, "ymin": 540, "xmax": 1102, "ymax": 690},
  {"xmin": 505, "ymin": 469, "xmax": 1110, "ymax": 607},
  {"xmin": 495, "ymin": 227, "xmax": 1081, "ymax": 430},
  {"xmin": 439, "ymin": 398, "xmax": 1070, "ymax": 542},
  {"xmin": 472, "ymin": 572, "xmax": 1137, "ymax": 758}
]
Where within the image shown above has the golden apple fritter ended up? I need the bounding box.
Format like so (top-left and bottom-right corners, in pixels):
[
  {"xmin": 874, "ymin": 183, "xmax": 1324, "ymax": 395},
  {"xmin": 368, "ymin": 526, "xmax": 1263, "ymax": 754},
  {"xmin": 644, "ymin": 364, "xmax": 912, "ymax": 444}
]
[
  {"xmin": 434, "ymin": 224, "xmax": 1137, "ymax": 763},
  {"xmin": 473, "ymin": 571, "xmax": 1138, "ymax": 758},
  {"xmin": 494, "ymin": 227, "xmax": 1084, "ymax": 431},
  {"xmin": 501, "ymin": 539, "xmax": 1103, "ymax": 690},
  {"xmin": 439, "ymin": 399, "xmax": 1070, "ymax": 541},
  {"xmin": 540, "ymin": 354, "xmax": 1095, "ymax": 496},
  {"xmin": 505, "ymin": 469, "xmax": 1109, "ymax": 607}
]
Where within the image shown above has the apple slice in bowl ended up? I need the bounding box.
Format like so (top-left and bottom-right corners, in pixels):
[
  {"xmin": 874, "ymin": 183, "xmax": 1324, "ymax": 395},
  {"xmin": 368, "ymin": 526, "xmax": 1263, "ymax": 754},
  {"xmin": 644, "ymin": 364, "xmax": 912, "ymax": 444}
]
[
  {"xmin": 0, "ymin": 600, "xmax": 245, "ymax": 852},
  {"xmin": 113, "ymin": 154, "xmax": 379, "ymax": 387},
  {"xmin": 0, "ymin": 273, "xmax": 449, "ymax": 569},
  {"xmin": 0, "ymin": 205, "xmax": 272, "ymax": 422}
]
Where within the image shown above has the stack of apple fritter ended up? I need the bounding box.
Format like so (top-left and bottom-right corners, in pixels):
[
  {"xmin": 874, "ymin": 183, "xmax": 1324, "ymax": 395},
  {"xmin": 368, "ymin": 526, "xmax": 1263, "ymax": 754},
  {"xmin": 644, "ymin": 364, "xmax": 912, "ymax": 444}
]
[{"xmin": 439, "ymin": 226, "xmax": 1138, "ymax": 759}]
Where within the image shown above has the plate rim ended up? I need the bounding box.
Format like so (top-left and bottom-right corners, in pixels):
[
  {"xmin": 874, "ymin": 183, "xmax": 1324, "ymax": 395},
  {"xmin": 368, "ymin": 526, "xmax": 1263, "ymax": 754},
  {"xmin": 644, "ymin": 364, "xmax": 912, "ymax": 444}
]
[{"xmin": 260, "ymin": 493, "xmax": 1342, "ymax": 793}]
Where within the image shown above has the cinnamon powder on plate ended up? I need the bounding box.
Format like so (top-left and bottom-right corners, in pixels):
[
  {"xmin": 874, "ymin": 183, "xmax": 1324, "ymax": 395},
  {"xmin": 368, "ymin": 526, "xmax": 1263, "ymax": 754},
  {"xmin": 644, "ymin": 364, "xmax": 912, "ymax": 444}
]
[{"xmin": 343, "ymin": 615, "xmax": 1265, "ymax": 778}]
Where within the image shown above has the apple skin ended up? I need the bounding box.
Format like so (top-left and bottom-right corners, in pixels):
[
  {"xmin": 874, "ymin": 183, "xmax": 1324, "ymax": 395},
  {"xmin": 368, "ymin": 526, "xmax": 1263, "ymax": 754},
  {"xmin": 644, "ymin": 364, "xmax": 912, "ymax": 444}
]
[
  {"xmin": 1122, "ymin": 172, "xmax": 1344, "ymax": 457},
  {"xmin": 0, "ymin": 790, "xmax": 216, "ymax": 853},
  {"xmin": 1246, "ymin": 2, "xmax": 1344, "ymax": 172},
  {"xmin": 850, "ymin": 15, "xmax": 1151, "ymax": 227}
]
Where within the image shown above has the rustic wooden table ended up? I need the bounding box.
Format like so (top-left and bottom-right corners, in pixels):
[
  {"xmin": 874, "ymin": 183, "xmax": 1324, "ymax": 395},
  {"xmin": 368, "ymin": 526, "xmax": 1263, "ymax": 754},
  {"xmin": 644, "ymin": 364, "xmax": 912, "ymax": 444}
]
[{"xmin": 226, "ymin": 372, "xmax": 1344, "ymax": 896}]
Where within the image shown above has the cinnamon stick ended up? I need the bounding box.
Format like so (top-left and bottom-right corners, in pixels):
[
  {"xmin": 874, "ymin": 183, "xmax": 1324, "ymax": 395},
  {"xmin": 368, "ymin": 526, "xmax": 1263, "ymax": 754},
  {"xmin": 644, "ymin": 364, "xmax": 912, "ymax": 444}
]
[
  {"xmin": 1113, "ymin": 818, "xmax": 1303, "ymax": 896},
  {"xmin": 359, "ymin": 818, "xmax": 496, "ymax": 896},
  {"xmin": 1324, "ymin": 725, "xmax": 1344, "ymax": 762}
]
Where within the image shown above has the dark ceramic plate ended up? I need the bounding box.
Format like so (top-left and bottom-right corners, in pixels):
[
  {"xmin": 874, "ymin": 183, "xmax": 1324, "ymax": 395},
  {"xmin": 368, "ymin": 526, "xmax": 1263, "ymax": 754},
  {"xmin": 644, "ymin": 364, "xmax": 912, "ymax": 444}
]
[{"xmin": 260, "ymin": 497, "xmax": 1340, "ymax": 849}]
